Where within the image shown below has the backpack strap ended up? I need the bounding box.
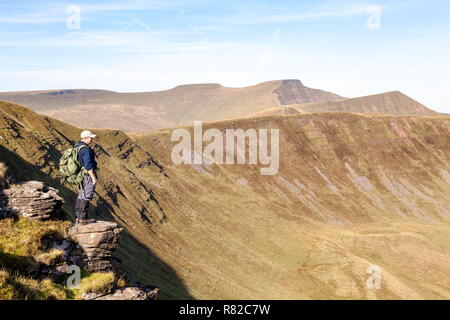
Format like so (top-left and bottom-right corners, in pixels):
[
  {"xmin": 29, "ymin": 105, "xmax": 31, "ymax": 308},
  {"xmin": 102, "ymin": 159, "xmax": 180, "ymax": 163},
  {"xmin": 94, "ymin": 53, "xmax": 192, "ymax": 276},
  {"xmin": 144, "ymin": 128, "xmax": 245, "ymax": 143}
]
[
  {"xmin": 76, "ymin": 144, "xmax": 88, "ymax": 150},
  {"xmin": 75, "ymin": 144, "xmax": 89, "ymax": 176}
]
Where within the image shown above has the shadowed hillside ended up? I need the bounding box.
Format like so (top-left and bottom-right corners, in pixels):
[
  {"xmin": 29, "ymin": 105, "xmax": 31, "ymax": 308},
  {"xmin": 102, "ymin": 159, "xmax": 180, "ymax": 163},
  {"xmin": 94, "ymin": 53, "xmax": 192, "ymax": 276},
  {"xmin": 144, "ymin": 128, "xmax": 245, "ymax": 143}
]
[
  {"xmin": 0, "ymin": 80, "xmax": 343, "ymax": 132},
  {"xmin": 1, "ymin": 99, "xmax": 450, "ymax": 299}
]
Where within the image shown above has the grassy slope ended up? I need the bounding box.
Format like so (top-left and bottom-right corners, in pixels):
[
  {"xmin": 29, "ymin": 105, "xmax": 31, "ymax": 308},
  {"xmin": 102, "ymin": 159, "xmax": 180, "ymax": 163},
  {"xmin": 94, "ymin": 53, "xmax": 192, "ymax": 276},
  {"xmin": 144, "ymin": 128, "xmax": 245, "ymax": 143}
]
[
  {"xmin": 0, "ymin": 216, "xmax": 72, "ymax": 300},
  {"xmin": 137, "ymin": 112, "xmax": 450, "ymax": 299},
  {"xmin": 1, "ymin": 100, "xmax": 450, "ymax": 299}
]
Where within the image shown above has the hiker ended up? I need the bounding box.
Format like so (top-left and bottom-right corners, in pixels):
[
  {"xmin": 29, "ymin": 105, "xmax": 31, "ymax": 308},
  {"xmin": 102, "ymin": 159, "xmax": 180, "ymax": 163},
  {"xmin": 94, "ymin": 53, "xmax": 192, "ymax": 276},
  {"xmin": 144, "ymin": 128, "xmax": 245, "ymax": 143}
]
[{"xmin": 74, "ymin": 130, "xmax": 98, "ymax": 224}]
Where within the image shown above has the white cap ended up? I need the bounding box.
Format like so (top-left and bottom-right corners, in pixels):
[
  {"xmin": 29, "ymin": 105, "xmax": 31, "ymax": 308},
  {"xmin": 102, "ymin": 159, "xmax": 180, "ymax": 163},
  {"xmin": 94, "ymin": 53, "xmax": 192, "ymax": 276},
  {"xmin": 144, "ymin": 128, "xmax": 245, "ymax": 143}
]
[{"xmin": 80, "ymin": 130, "xmax": 97, "ymax": 139}]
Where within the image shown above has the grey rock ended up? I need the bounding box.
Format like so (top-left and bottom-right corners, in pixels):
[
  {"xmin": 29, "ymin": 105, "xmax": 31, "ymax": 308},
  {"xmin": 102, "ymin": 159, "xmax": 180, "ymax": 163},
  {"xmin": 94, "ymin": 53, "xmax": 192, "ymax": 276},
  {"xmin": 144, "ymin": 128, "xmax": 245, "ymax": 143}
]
[
  {"xmin": 94, "ymin": 287, "xmax": 159, "ymax": 300},
  {"xmin": 0, "ymin": 181, "xmax": 63, "ymax": 221},
  {"xmin": 82, "ymin": 292, "xmax": 108, "ymax": 300},
  {"xmin": 68, "ymin": 221, "xmax": 123, "ymax": 272}
]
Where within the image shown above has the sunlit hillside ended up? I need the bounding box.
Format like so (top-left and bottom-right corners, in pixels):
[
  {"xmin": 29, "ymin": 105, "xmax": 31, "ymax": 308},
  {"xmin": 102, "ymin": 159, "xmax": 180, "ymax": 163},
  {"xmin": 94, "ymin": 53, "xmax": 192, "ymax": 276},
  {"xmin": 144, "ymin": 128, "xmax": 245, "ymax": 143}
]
[{"xmin": 1, "ymin": 100, "xmax": 449, "ymax": 299}]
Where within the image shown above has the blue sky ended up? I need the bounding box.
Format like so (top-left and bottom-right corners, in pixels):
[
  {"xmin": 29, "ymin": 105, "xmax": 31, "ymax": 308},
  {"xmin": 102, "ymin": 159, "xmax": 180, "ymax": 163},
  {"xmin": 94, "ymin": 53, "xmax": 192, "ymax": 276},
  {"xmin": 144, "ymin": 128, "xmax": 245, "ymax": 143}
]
[{"xmin": 0, "ymin": 0, "xmax": 449, "ymax": 112}]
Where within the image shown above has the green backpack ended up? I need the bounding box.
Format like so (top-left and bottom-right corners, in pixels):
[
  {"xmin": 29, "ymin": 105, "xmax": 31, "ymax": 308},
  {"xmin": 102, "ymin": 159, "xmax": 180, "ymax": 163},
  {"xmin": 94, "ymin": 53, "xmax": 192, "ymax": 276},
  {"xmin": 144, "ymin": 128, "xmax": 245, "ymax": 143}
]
[{"xmin": 59, "ymin": 145, "xmax": 87, "ymax": 185}]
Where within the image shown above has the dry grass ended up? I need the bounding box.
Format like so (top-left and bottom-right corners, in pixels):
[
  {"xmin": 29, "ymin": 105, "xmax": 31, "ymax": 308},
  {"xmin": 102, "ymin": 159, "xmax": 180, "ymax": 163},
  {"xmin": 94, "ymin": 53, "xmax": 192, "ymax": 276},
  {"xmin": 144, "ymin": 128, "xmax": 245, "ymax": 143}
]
[
  {"xmin": 116, "ymin": 273, "xmax": 127, "ymax": 287},
  {"xmin": 0, "ymin": 217, "xmax": 69, "ymax": 260},
  {"xmin": 75, "ymin": 272, "xmax": 116, "ymax": 299},
  {"xmin": 0, "ymin": 217, "xmax": 74, "ymax": 300},
  {"xmin": 35, "ymin": 249, "xmax": 65, "ymax": 266},
  {"xmin": 0, "ymin": 268, "xmax": 71, "ymax": 300}
]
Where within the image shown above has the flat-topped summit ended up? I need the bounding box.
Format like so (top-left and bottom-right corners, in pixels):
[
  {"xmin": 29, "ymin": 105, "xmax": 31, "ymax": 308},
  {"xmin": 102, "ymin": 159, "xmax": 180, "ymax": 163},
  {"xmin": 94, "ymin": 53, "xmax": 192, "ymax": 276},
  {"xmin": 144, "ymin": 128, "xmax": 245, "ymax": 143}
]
[{"xmin": 172, "ymin": 83, "xmax": 222, "ymax": 90}]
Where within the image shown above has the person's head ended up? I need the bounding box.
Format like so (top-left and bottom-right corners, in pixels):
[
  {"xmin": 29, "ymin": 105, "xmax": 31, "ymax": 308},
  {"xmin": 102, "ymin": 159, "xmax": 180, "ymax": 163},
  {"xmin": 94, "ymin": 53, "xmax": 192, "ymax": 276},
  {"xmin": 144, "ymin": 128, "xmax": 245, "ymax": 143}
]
[{"xmin": 80, "ymin": 130, "xmax": 97, "ymax": 145}]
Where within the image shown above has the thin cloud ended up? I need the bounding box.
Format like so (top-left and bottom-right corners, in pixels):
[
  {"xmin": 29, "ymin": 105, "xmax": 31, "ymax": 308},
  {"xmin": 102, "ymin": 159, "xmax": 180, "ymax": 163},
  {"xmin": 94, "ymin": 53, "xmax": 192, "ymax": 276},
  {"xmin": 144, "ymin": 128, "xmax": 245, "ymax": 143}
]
[
  {"xmin": 0, "ymin": 0, "xmax": 203, "ymax": 25},
  {"xmin": 208, "ymin": 1, "xmax": 372, "ymax": 26},
  {"xmin": 71, "ymin": 0, "xmax": 206, "ymax": 13},
  {"xmin": 0, "ymin": 12, "xmax": 65, "ymax": 24},
  {"xmin": 0, "ymin": 29, "xmax": 215, "ymax": 50}
]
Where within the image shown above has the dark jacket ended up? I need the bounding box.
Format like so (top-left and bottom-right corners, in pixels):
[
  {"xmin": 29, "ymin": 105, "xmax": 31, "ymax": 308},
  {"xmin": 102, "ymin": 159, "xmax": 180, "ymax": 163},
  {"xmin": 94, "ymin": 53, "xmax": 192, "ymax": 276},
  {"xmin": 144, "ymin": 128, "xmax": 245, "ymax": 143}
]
[{"xmin": 74, "ymin": 141, "xmax": 97, "ymax": 171}]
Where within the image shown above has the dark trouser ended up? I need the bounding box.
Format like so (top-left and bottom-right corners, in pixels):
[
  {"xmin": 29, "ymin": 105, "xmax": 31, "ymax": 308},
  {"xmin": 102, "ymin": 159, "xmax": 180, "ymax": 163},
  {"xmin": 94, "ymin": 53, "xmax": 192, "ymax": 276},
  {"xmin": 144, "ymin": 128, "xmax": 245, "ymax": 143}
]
[{"xmin": 75, "ymin": 175, "xmax": 96, "ymax": 220}]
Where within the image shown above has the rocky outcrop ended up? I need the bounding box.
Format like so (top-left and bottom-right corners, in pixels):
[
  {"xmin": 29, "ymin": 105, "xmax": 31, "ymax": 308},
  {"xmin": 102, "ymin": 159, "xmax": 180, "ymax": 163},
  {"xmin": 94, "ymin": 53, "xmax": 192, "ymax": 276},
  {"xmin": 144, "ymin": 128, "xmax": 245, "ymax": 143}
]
[
  {"xmin": 69, "ymin": 221, "xmax": 123, "ymax": 272},
  {"xmin": 0, "ymin": 181, "xmax": 63, "ymax": 220},
  {"xmin": 68, "ymin": 222, "xmax": 159, "ymax": 300},
  {"xmin": 84, "ymin": 286, "xmax": 159, "ymax": 300},
  {"xmin": 274, "ymin": 79, "xmax": 344, "ymax": 105}
]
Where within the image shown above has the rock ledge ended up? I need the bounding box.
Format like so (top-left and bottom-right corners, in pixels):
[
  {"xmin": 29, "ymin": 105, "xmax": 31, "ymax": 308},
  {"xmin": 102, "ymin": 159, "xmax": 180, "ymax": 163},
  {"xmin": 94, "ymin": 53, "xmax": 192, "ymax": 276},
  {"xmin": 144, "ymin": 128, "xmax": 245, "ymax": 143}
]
[
  {"xmin": 69, "ymin": 221, "xmax": 123, "ymax": 272},
  {"xmin": 0, "ymin": 181, "xmax": 63, "ymax": 220}
]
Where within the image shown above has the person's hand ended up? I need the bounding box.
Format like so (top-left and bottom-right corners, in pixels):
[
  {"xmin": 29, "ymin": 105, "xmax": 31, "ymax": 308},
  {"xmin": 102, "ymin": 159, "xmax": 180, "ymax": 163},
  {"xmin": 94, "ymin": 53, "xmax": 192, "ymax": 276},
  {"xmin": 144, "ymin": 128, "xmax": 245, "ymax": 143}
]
[{"xmin": 87, "ymin": 169, "xmax": 97, "ymax": 185}]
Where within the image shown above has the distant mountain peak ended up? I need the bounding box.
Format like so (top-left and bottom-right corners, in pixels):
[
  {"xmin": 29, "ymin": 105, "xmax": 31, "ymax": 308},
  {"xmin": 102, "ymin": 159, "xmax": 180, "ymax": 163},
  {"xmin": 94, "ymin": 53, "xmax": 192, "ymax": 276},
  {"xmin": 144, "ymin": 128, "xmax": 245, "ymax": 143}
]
[
  {"xmin": 280, "ymin": 79, "xmax": 305, "ymax": 87},
  {"xmin": 274, "ymin": 79, "xmax": 344, "ymax": 105}
]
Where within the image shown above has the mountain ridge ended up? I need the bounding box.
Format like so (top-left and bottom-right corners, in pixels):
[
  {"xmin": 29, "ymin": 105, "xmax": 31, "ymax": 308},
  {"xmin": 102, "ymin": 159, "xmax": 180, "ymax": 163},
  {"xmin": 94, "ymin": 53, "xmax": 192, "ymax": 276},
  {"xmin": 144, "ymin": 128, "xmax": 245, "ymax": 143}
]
[
  {"xmin": 0, "ymin": 80, "xmax": 440, "ymax": 133},
  {"xmin": 0, "ymin": 79, "xmax": 344, "ymax": 132},
  {"xmin": 291, "ymin": 90, "xmax": 439, "ymax": 116}
]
